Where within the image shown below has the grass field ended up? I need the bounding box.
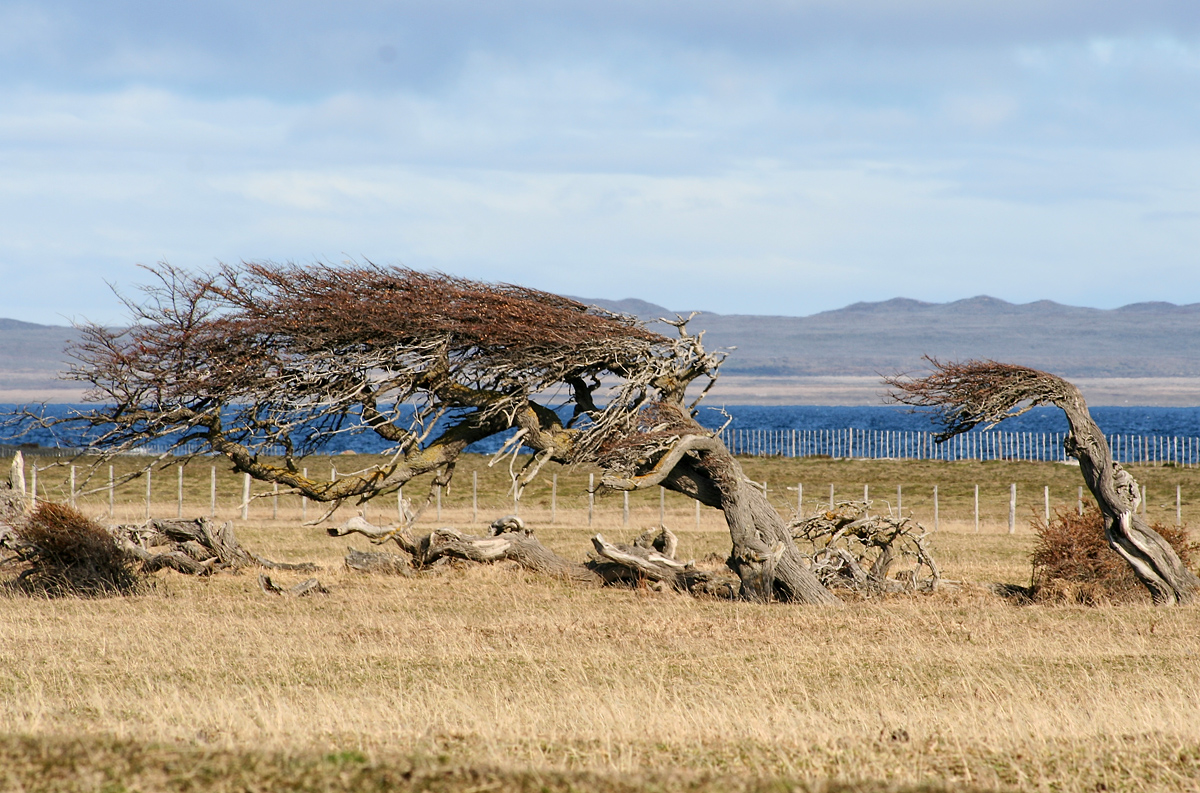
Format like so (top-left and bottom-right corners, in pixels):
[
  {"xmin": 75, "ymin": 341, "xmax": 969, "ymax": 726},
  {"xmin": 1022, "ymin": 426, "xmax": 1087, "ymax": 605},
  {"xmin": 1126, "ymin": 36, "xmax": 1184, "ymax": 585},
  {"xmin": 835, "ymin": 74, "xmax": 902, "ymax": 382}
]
[{"xmin": 4, "ymin": 453, "xmax": 1200, "ymax": 792}]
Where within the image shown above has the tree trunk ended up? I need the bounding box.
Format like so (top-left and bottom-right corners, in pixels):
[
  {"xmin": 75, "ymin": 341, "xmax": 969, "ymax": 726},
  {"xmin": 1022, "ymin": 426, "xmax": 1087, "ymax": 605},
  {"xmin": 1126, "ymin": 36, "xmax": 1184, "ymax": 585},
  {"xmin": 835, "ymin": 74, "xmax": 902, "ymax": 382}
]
[
  {"xmin": 661, "ymin": 441, "xmax": 840, "ymax": 605},
  {"xmin": 1059, "ymin": 393, "xmax": 1200, "ymax": 605}
]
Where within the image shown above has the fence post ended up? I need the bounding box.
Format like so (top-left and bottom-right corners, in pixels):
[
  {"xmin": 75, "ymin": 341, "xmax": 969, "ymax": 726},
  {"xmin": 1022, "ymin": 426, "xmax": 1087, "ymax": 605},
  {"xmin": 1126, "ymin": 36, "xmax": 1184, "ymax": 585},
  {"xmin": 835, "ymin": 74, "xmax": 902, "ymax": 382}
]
[
  {"xmin": 108, "ymin": 464, "xmax": 114, "ymax": 518},
  {"xmin": 623, "ymin": 490, "xmax": 629, "ymax": 528},
  {"xmin": 933, "ymin": 484, "xmax": 939, "ymax": 531},
  {"xmin": 1141, "ymin": 485, "xmax": 1147, "ymax": 517},
  {"xmin": 436, "ymin": 485, "xmax": 442, "ymax": 521},
  {"xmin": 588, "ymin": 473, "xmax": 594, "ymax": 527},
  {"xmin": 241, "ymin": 473, "xmax": 250, "ymax": 520},
  {"xmin": 178, "ymin": 465, "xmax": 184, "ymax": 519},
  {"xmin": 829, "ymin": 483, "xmax": 835, "ymax": 509},
  {"xmin": 552, "ymin": 473, "xmax": 558, "ymax": 523},
  {"xmin": 211, "ymin": 465, "xmax": 217, "ymax": 518},
  {"xmin": 69, "ymin": 465, "xmax": 76, "ymax": 509},
  {"xmin": 896, "ymin": 484, "xmax": 902, "ymax": 515},
  {"xmin": 472, "ymin": 471, "xmax": 478, "ymax": 524},
  {"xmin": 797, "ymin": 482, "xmax": 803, "ymax": 518},
  {"xmin": 1008, "ymin": 483, "xmax": 1016, "ymax": 534},
  {"xmin": 974, "ymin": 484, "xmax": 979, "ymax": 533}
]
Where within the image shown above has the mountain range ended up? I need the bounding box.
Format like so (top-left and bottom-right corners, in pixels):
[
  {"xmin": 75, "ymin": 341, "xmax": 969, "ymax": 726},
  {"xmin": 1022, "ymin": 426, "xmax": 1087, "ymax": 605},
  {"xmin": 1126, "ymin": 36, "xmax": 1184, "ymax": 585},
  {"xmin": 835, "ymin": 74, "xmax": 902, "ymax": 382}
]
[
  {"xmin": 574, "ymin": 296, "xmax": 1200, "ymax": 379},
  {"xmin": 2, "ymin": 296, "xmax": 1198, "ymax": 405}
]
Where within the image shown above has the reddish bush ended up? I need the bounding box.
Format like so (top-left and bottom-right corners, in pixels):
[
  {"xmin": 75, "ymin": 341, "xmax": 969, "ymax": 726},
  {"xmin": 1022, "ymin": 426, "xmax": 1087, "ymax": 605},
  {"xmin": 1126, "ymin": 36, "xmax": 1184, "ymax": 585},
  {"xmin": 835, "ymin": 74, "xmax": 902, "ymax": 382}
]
[
  {"xmin": 12, "ymin": 502, "xmax": 139, "ymax": 597},
  {"xmin": 1031, "ymin": 504, "xmax": 1198, "ymax": 604}
]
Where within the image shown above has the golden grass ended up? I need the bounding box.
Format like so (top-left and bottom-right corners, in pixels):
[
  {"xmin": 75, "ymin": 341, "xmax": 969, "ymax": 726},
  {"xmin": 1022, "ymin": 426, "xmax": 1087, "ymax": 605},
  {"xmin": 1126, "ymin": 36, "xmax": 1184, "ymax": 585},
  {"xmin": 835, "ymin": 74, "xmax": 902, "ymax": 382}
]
[{"xmin": 4, "ymin": 454, "xmax": 1200, "ymax": 792}]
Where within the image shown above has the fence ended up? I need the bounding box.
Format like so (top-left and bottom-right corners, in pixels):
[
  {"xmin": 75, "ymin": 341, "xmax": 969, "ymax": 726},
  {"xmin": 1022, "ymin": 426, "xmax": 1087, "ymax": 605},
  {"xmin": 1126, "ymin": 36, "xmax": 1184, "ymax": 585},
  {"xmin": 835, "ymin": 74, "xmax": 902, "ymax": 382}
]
[
  {"xmin": 8, "ymin": 429, "xmax": 1200, "ymax": 467},
  {"xmin": 717, "ymin": 428, "xmax": 1200, "ymax": 467}
]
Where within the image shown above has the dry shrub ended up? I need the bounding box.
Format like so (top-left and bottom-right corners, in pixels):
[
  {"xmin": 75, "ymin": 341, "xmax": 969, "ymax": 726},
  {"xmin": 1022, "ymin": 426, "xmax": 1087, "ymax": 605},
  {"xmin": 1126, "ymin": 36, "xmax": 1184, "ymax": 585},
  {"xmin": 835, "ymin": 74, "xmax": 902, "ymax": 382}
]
[
  {"xmin": 12, "ymin": 502, "xmax": 140, "ymax": 597},
  {"xmin": 1031, "ymin": 504, "xmax": 1198, "ymax": 604}
]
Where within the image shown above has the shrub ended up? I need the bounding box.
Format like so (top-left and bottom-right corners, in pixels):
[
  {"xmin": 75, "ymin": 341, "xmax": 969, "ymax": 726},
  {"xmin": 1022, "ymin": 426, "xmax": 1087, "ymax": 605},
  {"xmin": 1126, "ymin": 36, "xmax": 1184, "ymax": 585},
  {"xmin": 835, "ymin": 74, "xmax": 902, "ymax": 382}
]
[
  {"xmin": 12, "ymin": 502, "xmax": 140, "ymax": 597},
  {"xmin": 1030, "ymin": 504, "xmax": 1198, "ymax": 604}
]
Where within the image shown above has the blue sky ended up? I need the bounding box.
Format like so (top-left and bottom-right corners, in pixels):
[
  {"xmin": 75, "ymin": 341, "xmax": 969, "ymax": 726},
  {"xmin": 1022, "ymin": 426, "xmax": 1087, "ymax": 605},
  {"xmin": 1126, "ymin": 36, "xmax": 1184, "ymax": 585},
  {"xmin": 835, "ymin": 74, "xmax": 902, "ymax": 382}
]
[{"xmin": 2, "ymin": 1, "xmax": 1199, "ymax": 324}]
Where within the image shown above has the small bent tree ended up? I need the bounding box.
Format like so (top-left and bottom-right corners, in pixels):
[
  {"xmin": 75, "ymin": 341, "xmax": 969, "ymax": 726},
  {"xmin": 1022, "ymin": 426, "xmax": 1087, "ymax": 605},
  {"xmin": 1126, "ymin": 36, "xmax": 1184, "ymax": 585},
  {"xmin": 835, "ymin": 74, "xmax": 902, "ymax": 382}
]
[
  {"xmin": 887, "ymin": 359, "xmax": 1199, "ymax": 605},
  {"xmin": 59, "ymin": 262, "xmax": 837, "ymax": 604}
]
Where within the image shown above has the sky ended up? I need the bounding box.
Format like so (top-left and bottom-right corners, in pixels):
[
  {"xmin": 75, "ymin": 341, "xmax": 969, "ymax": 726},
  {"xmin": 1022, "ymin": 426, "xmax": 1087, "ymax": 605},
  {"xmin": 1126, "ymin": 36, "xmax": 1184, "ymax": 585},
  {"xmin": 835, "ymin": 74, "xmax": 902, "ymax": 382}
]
[{"xmin": 2, "ymin": 1, "xmax": 1199, "ymax": 325}]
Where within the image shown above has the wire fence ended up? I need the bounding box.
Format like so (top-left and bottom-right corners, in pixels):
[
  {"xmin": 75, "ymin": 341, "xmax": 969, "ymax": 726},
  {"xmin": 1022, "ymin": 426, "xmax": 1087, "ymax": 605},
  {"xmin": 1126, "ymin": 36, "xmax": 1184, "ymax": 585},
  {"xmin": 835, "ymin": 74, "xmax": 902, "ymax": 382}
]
[
  {"xmin": 7, "ymin": 428, "xmax": 1200, "ymax": 467},
  {"xmin": 718, "ymin": 428, "xmax": 1200, "ymax": 467}
]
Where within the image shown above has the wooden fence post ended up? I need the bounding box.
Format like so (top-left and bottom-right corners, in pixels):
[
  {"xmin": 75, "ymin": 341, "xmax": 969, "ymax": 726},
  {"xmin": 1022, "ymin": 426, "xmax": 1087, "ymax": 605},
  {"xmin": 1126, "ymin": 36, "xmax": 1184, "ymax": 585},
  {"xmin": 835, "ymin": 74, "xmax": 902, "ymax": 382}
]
[
  {"xmin": 1008, "ymin": 483, "xmax": 1016, "ymax": 534},
  {"xmin": 436, "ymin": 485, "xmax": 442, "ymax": 520},
  {"xmin": 896, "ymin": 484, "xmax": 902, "ymax": 514},
  {"xmin": 933, "ymin": 485, "xmax": 939, "ymax": 532},
  {"xmin": 623, "ymin": 490, "xmax": 629, "ymax": 528},
  {"xmin": 1141, "ymin": 485, "xmax": 1147, "ymax": 517}
]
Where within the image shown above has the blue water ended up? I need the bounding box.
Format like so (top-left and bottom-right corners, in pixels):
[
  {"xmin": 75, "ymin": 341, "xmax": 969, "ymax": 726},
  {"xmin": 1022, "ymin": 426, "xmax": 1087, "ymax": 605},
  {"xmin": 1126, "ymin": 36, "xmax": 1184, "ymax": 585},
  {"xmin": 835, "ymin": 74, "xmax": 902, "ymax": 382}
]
[{"xmin": 4, "ymin": 404, "xmax": 1199, "ymax": 455}]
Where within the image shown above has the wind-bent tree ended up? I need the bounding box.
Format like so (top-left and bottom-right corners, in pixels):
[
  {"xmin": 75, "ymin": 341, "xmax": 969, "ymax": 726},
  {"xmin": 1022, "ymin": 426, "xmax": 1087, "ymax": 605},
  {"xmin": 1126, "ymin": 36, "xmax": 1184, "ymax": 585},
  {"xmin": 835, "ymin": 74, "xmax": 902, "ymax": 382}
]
[
  {"xmin": 60, "ymin": 262, "xmax": 837, "ymax": 604},
  {"xmin": 887, "ymin": 359, "xmax": 1199, "ymax": 605}
]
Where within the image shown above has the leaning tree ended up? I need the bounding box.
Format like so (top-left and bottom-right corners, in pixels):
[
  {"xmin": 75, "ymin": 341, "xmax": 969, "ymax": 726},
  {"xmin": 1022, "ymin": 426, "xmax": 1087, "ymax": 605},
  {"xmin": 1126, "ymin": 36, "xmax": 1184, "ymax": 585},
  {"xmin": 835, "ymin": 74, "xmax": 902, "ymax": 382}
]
[
  {"xmin": 887, "ymin": 359, "xmax": 1199, "ymax": 605},
  {"xmin": 56, "ymin": 262, "xmax": 838, "ymax": 604}
]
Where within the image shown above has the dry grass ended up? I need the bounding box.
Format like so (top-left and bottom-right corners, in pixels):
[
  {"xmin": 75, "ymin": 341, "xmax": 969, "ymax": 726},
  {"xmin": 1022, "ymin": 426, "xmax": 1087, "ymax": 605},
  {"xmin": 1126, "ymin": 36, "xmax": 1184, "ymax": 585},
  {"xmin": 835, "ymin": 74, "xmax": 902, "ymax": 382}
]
[{"xmin": 3, "ymin": 454, "xmax": 1200, "ymax": 792}]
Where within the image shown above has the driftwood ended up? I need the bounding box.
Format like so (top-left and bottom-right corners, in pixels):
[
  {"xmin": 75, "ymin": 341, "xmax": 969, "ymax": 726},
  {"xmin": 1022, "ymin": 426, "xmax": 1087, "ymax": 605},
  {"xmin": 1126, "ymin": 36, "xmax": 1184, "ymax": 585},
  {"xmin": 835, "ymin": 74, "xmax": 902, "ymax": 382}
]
[
  {"xmin": 113, "ymin": 517, "xmax": 319, "ymax": 576},
  {"xmin": 344, "ymin": 547, "xmax": 412, "ymax": 576},
  {"xmin": 791, "ymin": 501, "xmax": 940, "ymax": 594},
  {"xmin": 258, "ymin": 574, "xmax": 328, "ymax": 596},
  {"xmin": 331, "ymin": 514, "xmax": 738, "ymax": 596}
]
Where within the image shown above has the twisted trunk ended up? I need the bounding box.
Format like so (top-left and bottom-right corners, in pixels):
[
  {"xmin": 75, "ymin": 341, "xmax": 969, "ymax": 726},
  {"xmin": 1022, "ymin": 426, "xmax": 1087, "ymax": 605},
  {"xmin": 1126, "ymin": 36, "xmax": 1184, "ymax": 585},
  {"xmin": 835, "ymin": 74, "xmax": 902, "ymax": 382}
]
[
  {"xmin": 663, "ymin": 447, "xmax": 840, "ymax": 605},
  {"xmin": 1057, "ymin": 386, "xmax": 1200, "ymax": 605}
]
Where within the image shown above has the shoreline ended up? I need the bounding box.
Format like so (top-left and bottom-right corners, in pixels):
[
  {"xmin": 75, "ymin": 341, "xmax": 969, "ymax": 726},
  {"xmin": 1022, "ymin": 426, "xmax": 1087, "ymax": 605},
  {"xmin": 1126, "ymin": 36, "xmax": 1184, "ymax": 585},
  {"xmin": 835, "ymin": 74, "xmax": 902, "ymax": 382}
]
[{"xmin": 3, "ymin": 374, "xmax": 1199, "ymax": 408}]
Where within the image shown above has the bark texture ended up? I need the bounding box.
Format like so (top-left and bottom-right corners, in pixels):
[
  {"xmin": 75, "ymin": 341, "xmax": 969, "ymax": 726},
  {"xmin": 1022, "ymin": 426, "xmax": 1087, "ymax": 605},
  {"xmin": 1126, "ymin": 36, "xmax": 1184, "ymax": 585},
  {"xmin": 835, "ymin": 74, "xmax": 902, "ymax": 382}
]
[{"xmin": 888, "ymin": 360, "xmax": 1199, "ymax": 605}]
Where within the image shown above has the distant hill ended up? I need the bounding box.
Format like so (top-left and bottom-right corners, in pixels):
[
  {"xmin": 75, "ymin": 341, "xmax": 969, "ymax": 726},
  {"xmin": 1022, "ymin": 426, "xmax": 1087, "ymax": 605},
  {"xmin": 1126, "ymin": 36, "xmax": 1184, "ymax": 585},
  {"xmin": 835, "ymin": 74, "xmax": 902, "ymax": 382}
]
[
  {"xmin": 0, "ymin": 319, "xmax": 84, "ymax": 399},
  {"xmin": 574, "ymin": 295, "xmax": 1200, "ymax": 379},
  {"xmin": 2, "ymin": 296, "xmax": 1198, "ymax": 404}
]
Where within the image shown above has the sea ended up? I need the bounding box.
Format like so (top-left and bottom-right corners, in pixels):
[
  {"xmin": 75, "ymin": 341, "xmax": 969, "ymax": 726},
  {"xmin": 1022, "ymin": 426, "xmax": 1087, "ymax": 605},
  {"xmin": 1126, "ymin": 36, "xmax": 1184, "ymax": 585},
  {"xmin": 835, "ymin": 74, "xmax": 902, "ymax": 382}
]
[{"xmin": 3, "ymin": 403, "xmax": 1199, "ymax": 455}]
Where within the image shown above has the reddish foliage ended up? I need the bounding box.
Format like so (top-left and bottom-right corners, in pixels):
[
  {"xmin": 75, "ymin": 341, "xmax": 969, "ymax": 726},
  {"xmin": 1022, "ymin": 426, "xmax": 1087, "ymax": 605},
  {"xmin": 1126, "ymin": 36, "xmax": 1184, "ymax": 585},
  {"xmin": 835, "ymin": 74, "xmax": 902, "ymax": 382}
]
[
  {"xmin": 13, "ymin": 502, "xmax": 140, "ymax": 597},
  {"xmin": 1031, "ymin": 505, "xmax": 1198, "ymax": 604}
]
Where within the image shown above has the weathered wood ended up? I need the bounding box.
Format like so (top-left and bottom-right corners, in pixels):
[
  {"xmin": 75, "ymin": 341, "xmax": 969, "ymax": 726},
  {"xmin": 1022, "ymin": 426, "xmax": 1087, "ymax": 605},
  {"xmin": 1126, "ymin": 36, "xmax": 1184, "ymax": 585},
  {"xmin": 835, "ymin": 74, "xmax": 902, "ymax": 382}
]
[
  {"xmin": 258, "ymin": 574, "xmax": 328, "ymax": 596},
  {"xmin": 344, "ymin": 547, "xmax": 412, "ymax": 576},
  {"xmin": 889, "ymin": 360, "xmax": 1199, "ymax": 605},
  {"xmin": 113, "ymin": 517, "xmax": 318, "ymax": 576}
]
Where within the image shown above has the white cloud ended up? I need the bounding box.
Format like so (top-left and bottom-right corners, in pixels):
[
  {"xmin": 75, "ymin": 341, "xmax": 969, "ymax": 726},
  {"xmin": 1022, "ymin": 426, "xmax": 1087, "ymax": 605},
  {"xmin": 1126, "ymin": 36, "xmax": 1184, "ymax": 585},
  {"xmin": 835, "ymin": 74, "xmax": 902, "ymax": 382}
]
[{"xmin": 1, "ymin": 2, "xmax": 1200, "ymax": 323}]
